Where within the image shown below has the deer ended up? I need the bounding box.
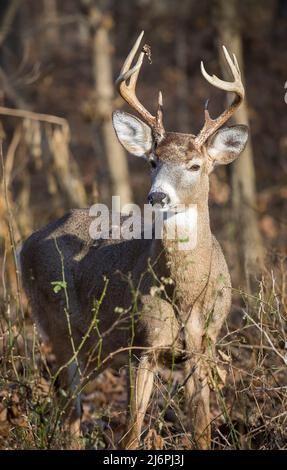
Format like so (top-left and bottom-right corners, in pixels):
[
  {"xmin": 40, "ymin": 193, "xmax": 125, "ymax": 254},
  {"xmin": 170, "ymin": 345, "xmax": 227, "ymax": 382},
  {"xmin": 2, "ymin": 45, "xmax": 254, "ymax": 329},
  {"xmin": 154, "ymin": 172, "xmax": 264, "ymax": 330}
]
[{"xmin": 20, "ymin": 31, "xmax": 248, "ymax": 450}]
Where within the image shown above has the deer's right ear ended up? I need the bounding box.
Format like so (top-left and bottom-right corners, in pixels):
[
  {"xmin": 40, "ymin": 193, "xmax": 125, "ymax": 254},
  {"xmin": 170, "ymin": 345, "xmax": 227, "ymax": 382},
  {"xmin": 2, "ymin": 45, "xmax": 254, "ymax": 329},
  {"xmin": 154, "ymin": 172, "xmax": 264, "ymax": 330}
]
[{"xmin": 112, "ymin": 111, "xmax": 152, "ymax": 157}]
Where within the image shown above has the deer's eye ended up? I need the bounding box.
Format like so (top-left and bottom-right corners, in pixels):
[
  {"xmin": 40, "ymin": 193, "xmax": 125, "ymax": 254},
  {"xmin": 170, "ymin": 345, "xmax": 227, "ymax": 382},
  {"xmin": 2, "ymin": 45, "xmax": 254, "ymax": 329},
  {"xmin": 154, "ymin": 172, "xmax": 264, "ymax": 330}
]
[
  {"xmin": 150, "ymin": 159, "xmax": 157, "ymax": 169},
  {"xmin": 188, "ymin": 164, "xmax": 201, "ymax": 171}
]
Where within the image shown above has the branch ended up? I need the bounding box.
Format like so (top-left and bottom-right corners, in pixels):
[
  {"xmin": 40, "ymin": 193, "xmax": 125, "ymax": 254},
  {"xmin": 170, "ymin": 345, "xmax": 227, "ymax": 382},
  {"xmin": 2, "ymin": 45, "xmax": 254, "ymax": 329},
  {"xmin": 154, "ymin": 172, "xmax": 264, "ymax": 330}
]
[
  {"xmin": 0, "ymin": 0, "xmax": 22, "ymax": 47},
  {"xmin": 0, "ymin": 105, "xmax": 69, "ymax": 129}
]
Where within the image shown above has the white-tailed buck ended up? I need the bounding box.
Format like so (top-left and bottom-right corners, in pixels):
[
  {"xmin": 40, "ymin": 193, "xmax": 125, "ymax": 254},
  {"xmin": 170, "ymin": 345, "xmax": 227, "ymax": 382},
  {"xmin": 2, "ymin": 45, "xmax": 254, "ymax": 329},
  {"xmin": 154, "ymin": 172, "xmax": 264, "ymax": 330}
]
[{"xmin": 21, "ymin": 32, "xmax": 248, "ymax": 449}]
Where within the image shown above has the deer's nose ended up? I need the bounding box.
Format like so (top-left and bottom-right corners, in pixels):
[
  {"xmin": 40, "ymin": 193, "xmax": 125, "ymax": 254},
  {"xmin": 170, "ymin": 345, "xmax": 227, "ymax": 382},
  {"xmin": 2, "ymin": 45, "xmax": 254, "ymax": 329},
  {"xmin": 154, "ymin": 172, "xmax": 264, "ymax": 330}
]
[{"xmin": 148, "ymin": 191, "xmax": 170, "ymax": 207}]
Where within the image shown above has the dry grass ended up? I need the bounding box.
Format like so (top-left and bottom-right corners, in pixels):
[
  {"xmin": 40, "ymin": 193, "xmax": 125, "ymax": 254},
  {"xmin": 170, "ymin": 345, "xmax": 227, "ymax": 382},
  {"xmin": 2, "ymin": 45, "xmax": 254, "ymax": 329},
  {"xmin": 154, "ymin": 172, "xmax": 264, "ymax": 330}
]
[{"xmin": 0, "ymin": 244, "xmax": 286, "ymax": 449}]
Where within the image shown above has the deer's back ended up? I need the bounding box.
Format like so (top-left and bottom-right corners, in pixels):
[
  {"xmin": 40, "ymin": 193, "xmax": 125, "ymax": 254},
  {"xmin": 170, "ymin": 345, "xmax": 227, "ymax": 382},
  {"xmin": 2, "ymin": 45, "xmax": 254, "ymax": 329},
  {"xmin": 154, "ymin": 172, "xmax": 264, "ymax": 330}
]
[{"xmin": 20, "ymin": 209, "xmax": 158, "ymax": 362}]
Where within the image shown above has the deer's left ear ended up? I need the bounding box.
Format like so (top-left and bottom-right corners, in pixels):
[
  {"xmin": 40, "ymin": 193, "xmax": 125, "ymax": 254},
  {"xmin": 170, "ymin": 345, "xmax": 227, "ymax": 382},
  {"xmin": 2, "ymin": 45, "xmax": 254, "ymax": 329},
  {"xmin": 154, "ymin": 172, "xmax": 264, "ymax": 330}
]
[{"xmin": 206, "ymin": 125, "xmax": 249, "ymax": 168}]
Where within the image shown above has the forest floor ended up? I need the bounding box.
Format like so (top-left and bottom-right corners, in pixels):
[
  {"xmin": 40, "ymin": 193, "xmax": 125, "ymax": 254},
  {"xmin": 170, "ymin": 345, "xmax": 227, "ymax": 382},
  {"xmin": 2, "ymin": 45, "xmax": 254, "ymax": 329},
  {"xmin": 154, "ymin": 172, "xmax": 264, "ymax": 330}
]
[{"xmin": 0, "ymin": 256, "xmax": 286, "ymax": 450}]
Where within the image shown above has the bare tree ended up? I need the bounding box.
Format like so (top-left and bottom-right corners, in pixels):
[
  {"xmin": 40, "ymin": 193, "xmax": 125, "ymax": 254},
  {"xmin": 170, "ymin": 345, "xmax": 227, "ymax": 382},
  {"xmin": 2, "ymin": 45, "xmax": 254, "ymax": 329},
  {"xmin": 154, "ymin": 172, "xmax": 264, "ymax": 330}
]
[
  {"xmin": 0, "ymin": 0, "xmax": 22, "ymax": 48},
  {"xmin": 42, "ymin": 0, "xmax": 60, "ymax": 48},
  {"xmin": 86, "ymin": 2, "xmax": 132, "ymax": 210},
  {"xmin": 214, "ymin": 0, "xmax": 264, "ymax": 289},
  {"xmin": 175, "ymin": 2, "xmax": 190, "ymax": 133}
]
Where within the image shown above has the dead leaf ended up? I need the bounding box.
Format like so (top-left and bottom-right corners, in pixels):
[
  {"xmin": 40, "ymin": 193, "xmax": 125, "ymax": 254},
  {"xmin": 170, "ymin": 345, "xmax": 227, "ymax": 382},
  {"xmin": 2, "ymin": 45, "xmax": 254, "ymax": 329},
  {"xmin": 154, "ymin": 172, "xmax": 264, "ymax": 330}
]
[
  {"xmin": 260, "ymin": 215, "xmax": 278, "ymax": 239},
  {"xmin": 144, "ymin": 428, "xmax": 164, "ymax": 450},
  {"xmin": 0, "ymin": 404, "xmax": 7, "ymax": 422},
  {"xmin": 218, "ymin": 349, "xmax": 231, "ymax": 363},
  {"xmin": 0, "ymin": 421, "xmax": 10, "ymax": 438}
]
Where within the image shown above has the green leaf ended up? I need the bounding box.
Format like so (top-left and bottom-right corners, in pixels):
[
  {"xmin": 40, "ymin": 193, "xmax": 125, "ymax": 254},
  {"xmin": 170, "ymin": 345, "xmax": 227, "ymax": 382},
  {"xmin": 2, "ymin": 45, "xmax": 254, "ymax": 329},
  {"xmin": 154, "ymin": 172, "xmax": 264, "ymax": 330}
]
[{"xmin": 51, "ymin": 281, "xmax": 67, "ymax": 294}]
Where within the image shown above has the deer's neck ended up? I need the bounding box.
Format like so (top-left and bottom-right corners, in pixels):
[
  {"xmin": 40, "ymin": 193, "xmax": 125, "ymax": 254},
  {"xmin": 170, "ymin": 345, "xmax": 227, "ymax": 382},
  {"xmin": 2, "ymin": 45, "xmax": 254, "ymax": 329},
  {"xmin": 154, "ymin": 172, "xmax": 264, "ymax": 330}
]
[
  {"xmin": 162, "ymin": 199, "xmax": 212, "ymax": 259},
  {"xmin": 153, "ymin": 191, "xmax": 213, "ymax": 310}
]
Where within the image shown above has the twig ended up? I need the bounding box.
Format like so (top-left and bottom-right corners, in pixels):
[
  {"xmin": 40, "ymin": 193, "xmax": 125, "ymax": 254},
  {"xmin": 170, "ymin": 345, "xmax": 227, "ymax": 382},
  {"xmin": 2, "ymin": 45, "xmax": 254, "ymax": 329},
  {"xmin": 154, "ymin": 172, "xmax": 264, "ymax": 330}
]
[
  {"xmin": 4, "ymin": 124, "xmax": 22, "ymax": 187},
  {"xmin": 242, "ymin": 309, "xmax": 286, "ymax": 363},
  {"xmin": 0, "ymin": 141, "xmax": 27, "ymax": 363}
]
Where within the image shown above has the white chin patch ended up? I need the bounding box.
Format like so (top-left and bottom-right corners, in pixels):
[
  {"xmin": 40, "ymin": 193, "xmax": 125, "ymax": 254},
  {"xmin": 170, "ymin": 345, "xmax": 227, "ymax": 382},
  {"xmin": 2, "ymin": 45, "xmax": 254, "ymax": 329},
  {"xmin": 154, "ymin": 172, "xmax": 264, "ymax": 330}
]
[{"xmin": 163, "ymin": 205, "xmax": 198, "ymax": 250}]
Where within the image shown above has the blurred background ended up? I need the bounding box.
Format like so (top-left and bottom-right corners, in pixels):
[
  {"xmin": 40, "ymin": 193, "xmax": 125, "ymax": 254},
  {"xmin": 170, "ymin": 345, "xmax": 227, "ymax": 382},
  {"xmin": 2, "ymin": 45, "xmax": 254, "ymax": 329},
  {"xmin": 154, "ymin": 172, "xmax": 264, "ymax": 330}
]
[
  {"xmin": 0, "ymin": 0, "xmax": 286, "ymax": 450},
  {"xmin": 0, "ymin": 0, "xmax": 286, "ymax": 287}
]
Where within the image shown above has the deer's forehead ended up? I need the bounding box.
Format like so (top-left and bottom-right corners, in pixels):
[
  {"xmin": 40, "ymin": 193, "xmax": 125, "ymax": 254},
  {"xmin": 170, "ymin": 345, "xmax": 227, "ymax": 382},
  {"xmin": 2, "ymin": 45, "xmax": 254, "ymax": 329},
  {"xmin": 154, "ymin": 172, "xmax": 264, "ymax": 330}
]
[{"xmin": 155, "ymin": 132, "xmax": 202, "ymax": 163}]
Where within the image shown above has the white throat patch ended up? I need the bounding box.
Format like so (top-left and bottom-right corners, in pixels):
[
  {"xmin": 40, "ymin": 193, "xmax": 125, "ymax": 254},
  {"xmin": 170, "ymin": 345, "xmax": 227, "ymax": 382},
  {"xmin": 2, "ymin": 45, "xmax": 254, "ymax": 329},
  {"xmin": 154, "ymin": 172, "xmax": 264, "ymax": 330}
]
[{"xmin": 163, "ymin": 205, "xmax": 198, "ymax": 251}]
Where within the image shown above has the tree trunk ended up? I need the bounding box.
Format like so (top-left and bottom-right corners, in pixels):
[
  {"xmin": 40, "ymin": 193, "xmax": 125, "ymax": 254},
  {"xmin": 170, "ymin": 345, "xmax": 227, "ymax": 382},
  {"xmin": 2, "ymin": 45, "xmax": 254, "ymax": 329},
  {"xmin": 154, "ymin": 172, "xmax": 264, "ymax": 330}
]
[
  {"xmin": 214, "ymin": 0, "xmax": 264, "ymax": 290},
  {"xmin": 90, "ymin": 6, "xmax": 132, "ymax": 211},
  {"xmin": 0, "ymin": 0, "xmax": 21, "ymax": 48},
  {"xmin": 175, "ymin": 25, "xmax": 189, "ymax": 132},
  {"xmin": 42, "ymin": 0, "xmax": 60, "ymax": 49}
]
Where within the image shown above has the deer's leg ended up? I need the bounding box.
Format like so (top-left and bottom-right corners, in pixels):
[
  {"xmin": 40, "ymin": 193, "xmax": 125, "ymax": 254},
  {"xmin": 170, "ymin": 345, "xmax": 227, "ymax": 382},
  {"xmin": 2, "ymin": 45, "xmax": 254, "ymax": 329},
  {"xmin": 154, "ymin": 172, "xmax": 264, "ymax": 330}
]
[
  {"xmin": 123, "ymin": 295, "xmax": 179, "ymax": 450},
  {"xmin": 66, "ymin": 361, "xmax": 82, "ymax": 435},
  {"xmin": 184, "ymin": 313, "xmax": 211, "ymax": 449},
  {"xmin": 57, "ymin": 359, "xmax": 82, "ymax": 443},
  {"xmin": 184, "ymin": 355, "xmax": 211, "ymax": 449},
  {"xmin": 123, "ymin": 354, "xmax": 155, "ymax": 450},
  {"xmin": 203, "ymin": 284, "xmax": 232, "ymax": 402},
  {"xmin": 184, "ymin": 280, "xmax": 231, "ymax": 449}
]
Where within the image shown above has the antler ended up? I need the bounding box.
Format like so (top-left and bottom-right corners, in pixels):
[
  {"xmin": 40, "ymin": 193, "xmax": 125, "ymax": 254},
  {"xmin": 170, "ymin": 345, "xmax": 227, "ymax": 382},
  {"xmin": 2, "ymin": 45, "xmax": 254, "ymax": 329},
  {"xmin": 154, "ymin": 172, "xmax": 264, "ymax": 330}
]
[
  {"xmin": 194, "ymin": 46, "xmax": 245, "ymax": 149},
  {"xmin": 116, "ymin": 31, "xmax": 165, "ymax": 140}
]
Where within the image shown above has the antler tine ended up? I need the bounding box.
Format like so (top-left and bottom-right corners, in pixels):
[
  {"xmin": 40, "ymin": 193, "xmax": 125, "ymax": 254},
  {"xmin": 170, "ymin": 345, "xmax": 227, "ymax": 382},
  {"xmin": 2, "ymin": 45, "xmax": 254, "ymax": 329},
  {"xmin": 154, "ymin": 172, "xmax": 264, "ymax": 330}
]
[
  {"xmin": 115, "ymin": 31, "xmax": 165, "ymax": 138},
  {"xmin": 200, "ymin": 47, "xmax": 244, "ymax": 96},
  {"xmin": 195, "ymin": 46, "xmax": 245, "ymax": 149},
  {"xmin": 155, "ymin": 90, "xmax": 164, "ymax": 132},
  {"xmin": 118, "ymin": 30, "xmax": 144, "ymax": 78},
  {"xmin": 129, "ymin": 51, "xmax": 145, "ymax": 90},
  {"xmin": 232, "ymin": 52, "xmax": 240, "ymax": 75},
  {"xmin": 117, "ymin": 33, "xmax": 145, "ymax": 89}
]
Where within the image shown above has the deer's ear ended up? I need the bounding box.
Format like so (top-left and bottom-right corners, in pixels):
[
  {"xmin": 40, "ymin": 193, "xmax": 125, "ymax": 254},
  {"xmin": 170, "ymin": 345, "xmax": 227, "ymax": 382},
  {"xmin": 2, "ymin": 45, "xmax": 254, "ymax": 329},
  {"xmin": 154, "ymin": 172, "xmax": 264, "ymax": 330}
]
[
  {"xmin": 207, "ymin": 125, "xmax": 248, "ymax": 167},
  {"xmin": 112, "ymin": 111, "xmax": 153, "ymax": 157}
]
